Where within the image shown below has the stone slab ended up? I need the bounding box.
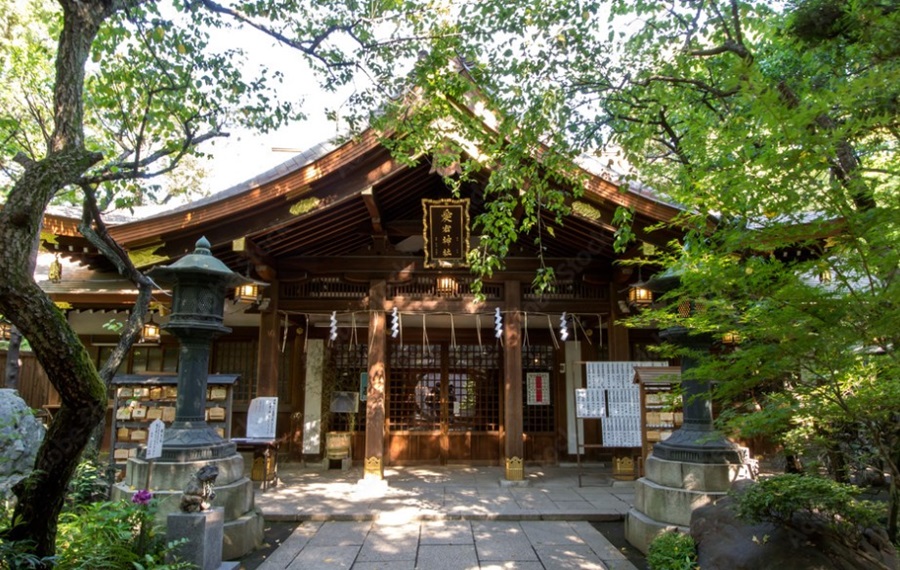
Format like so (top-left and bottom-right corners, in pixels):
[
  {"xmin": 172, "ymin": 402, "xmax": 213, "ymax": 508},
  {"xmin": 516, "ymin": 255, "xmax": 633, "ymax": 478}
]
[
  {"xmin": 121, "ymin": 453, "xmax": 245, "ymax": 490},
  {"xmin": 223, "ymin": 509, "xmax": 264, "ymax": 561},
  {"xmin": 644, "ymin": 454, "xmax": 754, "ymax": 492},
  {"xmin": 167, "ymin": 507, "xmax": 224, "ymax": 570},
  {"xmin": 416, "ymin": 545, "xmax": 480, "ymax": 569},
  {"xmin": 633, "ymin": 477, "xmax": 725, "ymax": 527},
  {"xmin": 624, "ymin": 507, "xmax": 687, "ymax": 556}
]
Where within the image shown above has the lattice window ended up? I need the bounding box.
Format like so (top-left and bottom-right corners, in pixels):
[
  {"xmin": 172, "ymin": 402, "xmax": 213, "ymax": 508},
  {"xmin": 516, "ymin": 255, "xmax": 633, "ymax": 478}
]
[
  {"xmin": 326, "ymin": 343, "xmax": 367, "ymax": 432},
  {"xmin": 212, "ymin": 340, "xmax": 258, "ymax": 402},
  {"xmin": 387, "ymin": 278, "xmax": 503, "ymax": 300},
  {"xmin": 280, "ymin": 277, "xmax": 368, "ymax": 300},
  {"xmin": 98, "ymin": 345, "xmax": 179, "ymax": 376},
  {"xmin": 522, "ymin": 344, "xmax": 556, "ymax": 432},
  {"xmin": 387, "ymin": 344, "xmax": 501, "ymax": 432},
  {"xmin": 388, "ymin": 344, "xmax": 440, "ymax": 431},
  {"xmin": 523, "ymin": 280, "xmax": 609, "ymax": 301},
  {"xmin": 131, "ymin": 346, "xmax": 179, "ymax": 374}
]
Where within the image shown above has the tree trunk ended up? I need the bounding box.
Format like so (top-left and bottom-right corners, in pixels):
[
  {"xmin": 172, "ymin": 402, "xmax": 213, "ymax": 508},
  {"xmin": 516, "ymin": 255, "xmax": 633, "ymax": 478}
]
[
  {"xmin": 4, "ymin": 327, "xmax": 22, "ymax": 390},
  {"xmin": 889, "ymin": 478, "xmax": 898, "ymax": 543},
  {"xmin": 0, "ymin": 0, "xmax": 115, "ymax": 560}
]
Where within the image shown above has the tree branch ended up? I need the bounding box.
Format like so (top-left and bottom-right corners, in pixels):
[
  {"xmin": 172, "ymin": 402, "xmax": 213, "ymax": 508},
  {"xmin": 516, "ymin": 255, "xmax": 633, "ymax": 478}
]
[
  {"xmin": 77, "ymin": 184, "xmax": 154, "ymax": 382},
  {"xmin": 635, "ymin": 75, "xmax": 740, "ymax": 98},
  {"xmin": 82, "ymin": 128, "xmax": 225, "ymax": 184},
  {"xmin": 195, "ymin": 0, "xmax": 356, "ymax": 68}
]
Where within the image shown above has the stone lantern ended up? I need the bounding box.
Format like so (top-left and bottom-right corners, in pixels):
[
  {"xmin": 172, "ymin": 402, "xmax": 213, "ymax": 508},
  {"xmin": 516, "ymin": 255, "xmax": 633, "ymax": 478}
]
[
  {"xmin": 642, "ymin": 272, "xmax": 747, "ymax": 464},
  {"xmin": 148, "ymin": 236, "xmax": 245, "ymax": 461},
  {"xmin": 110, "ymin": 236, "xmax": 265, "ymax": 559},
  {"xmin": 625, "ymin": 270, "xmax": 755, "ymax": 554}
]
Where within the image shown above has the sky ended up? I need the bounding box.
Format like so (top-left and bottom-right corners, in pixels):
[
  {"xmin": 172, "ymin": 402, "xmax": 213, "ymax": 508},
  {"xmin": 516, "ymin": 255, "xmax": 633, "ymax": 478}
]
[
  {"xmin": 194, "ymin": 15, "xmax": 388, "ymax": 197},
  {"xmin": 200, "ymin": 108, "xmax": 340, "ymax": 195}
]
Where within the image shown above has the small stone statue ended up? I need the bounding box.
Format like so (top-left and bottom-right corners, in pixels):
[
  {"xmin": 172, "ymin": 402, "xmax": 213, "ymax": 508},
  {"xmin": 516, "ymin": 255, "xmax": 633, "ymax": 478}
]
[{"xmin": 179, "ymin": 465, "xmax": 219, "ymax": 513}]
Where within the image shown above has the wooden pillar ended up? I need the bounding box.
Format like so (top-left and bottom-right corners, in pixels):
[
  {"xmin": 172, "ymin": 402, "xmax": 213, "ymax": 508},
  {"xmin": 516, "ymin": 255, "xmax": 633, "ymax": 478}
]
[
  {"xmin": 256, "ymin": 280, "xmax": 280, "ymax": 397},
  {"xmin": 608, "ymin": 283, "xmax": 630, "ymax": 360},
  {"xmin": 503, "ymin": 280, "xmax": 524, "ymax": 480},
  {"xmin": 364, "ymin": 280, "xmax": 387, "ymax": 480}
]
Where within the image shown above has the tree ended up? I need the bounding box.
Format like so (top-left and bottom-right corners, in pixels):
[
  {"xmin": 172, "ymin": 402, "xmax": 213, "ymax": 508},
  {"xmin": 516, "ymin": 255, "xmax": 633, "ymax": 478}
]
[
  {"xmin": 0, "ymin": 0, "xmax": 447, "ymax": 559},
  {"xmin": 363, "ymin": 0, "xmax": 899, "ymax": 535}
]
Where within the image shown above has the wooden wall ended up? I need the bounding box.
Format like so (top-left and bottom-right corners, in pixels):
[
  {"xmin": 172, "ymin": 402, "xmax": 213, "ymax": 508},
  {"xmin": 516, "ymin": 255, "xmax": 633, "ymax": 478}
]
[{"xmin": 0, "ymin": 350, "xmax": 57, "ymax": 411}]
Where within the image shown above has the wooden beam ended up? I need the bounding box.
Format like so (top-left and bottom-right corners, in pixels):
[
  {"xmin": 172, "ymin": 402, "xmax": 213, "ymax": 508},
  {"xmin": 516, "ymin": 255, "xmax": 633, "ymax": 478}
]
[
  {"xmin": 360, "ymin": 186, "xmax": 384, "ymax": 235},
  {"xmin": 232, "ymin": 236, "xmax": 277, "ymax": 281}
]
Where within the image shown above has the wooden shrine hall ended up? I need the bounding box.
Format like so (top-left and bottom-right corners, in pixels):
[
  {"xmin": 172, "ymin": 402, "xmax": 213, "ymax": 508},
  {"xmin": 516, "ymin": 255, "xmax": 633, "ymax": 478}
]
[{"xmin": 39, "ymin": 126, "xmax": 683, "ymax": 480}]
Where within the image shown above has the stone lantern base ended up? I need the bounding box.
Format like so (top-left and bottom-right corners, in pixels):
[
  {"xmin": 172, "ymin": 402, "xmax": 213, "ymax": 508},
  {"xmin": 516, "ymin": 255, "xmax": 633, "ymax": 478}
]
[
  {"xmin": 625, "ymin": 450, "xmax": 756, "ymax": 554},
  {"xmin": 112, "ymin": 451, "xmax": 263, "ymax": 560}
]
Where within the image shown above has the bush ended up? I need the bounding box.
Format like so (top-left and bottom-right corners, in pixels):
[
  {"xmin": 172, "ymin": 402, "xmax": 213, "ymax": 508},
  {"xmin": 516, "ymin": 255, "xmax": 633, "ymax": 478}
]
[
  {"xmin": 66, "ymin": 459, "xmax": 111, "ymax": 507},
  {"xmin": 0, "ymin": 538, "xmax": 52, "ymax": 570},
  {"xmin": 54, "ymin": 491, "xmax": 190, "ymax": 570},
  {"xmin": 731, "ymin": 473, "xmax": 885, "ymax": 538},
  {"xmin": 647, "ymin": 530, "xmax": 698, "ymax": 570}
]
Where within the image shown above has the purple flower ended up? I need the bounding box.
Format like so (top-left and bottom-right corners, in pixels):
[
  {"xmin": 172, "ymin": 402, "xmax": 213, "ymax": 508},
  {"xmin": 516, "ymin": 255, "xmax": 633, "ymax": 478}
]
[{"xmin": 131, "ymin": 489, "xmax": 153, "ymax": 505}]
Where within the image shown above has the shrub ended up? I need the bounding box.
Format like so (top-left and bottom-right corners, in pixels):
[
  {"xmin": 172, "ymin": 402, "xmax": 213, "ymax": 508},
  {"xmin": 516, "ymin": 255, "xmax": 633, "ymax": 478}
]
[
  {"xmin": 0, "ymin": 538, "xmax": 53, "ymax": 570},
  {"xmin": 647, "ymin": 530, "xmax": 698, "ymax": 570},
  {"xmin": 731, "ymin": 473, "xmax": 885, "ymax": 538},
  {"xmin": 66, "ymin": 459, "xmax": 111, "ymax": 507},
  {"xmin": 54, "ymin": 491, "xmax": 190, "ymax": 570}
]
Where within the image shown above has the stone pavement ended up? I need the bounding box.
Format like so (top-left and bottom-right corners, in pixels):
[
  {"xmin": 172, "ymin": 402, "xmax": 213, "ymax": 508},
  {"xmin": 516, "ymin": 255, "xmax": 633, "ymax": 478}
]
[{"xmin": 248, "ymin": 463, "xmax": 641, "ymax": 569}]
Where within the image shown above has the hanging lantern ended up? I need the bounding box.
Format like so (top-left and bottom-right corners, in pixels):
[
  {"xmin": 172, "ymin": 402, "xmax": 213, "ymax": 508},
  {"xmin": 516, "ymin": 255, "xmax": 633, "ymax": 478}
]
[
  {"xmin": 141, "ymin": 314, "xmax": 161, "ymax": 343},
  {"xmin": 234, "ymin": 282, "xmax": 259, "ymax": 303},
  {"xmin": 628, "ymin": 284, "xmax": 653, "ymax": 306},
  {"xmin": 626, "ymin": 264, "xmax": 654, "ymax": 307},
  {"xmin": 48, "ymin": 254, "xmax": 63, "ymax": 283},
  {"xmin": 0, "ymin": 318, "xmax": 11, "ymax": 341},
  {"xmin": 436, "ymin": 276, "xmax": 458, "ymax": 296}
]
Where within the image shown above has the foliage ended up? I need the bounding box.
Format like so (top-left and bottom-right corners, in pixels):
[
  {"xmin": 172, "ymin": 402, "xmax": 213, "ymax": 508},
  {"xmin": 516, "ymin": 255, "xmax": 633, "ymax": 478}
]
[
  {"xmin": 647, "ymin": 531, "xmax": 698, "ymax": 570},
  {"xmin": 363, "ymin": 0, "xmax": 899, "ymax": 537},
  {"xmin": 0, "ymin": 0, "xmax": 447, "ymax": 557},
  {"xmin": 55, "ymin": 492, "xmax": 189, "ymax": 570},
  {"xmin": 65, "ymin": 459, "xmax": 110, "ymax": 507},
  {"xmin": 732, "ymin": 474, "xmax": 885, "ymax": 537},
  {"xmin": 0, "ymin": 538, "xmax": 52, "ymax": 570}
]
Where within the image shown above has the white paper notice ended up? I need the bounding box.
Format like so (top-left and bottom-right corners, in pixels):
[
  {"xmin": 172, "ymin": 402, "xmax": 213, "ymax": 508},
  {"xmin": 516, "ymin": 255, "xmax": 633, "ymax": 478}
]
[
  {"xmin": 246, "ymin": 397, "xmax": 278, "ymax": 439},
  {"xmin": 145, "ymin": 419, "xmax": 165, "ymax": 459}
]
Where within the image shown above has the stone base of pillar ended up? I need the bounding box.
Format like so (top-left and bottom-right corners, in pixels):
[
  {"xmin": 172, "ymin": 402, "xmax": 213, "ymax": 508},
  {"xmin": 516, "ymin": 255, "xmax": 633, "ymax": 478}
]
[
  {"xmin": 166, "ymin": 508, "xmax": 231, "ymax": 570},
  {"xmin": 113, "ymin": 453, "xmax": 263, "ymax": 560},
  {"xmin": 625, "ymin": 452, "xmax": 755, "ymax": 555}
]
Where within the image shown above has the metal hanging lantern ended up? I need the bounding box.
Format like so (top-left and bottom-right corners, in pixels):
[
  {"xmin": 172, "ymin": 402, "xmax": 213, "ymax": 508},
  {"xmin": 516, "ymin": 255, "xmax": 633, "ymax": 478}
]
[
  {"xmin": 627, "ymin": 265, "xmax": 654, "ymax": 306},
  {"xmin": 140, "ymin": 314, "xmax": 161, "ymax": 343},
  {"xmin": 628, "ymin": 284, "xmax": 654, "ymax": 306},
  {"xmin": 235, "ymin": 282, "xmax": 260, "ymax": 303}
]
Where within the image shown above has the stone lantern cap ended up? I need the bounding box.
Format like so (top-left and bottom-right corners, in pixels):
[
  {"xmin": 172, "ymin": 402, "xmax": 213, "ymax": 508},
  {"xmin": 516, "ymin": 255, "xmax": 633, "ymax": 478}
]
[{"xmin": 149, "ymin": 237, "xmax": 246, "ymax": 287}]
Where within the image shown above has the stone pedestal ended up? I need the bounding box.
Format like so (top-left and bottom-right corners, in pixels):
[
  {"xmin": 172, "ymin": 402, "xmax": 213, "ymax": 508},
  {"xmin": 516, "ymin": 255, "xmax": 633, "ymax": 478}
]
[
  {"xmin": 113, "ymin": 453, "xmax": 263, "ymax": 560},
  {"xmin": 625, "ymin": 453, "xmax": 756, "ymax": 554},
  {"xmin": 167, "ymin": 508, "xmax": 225, "ymax": 570}
]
